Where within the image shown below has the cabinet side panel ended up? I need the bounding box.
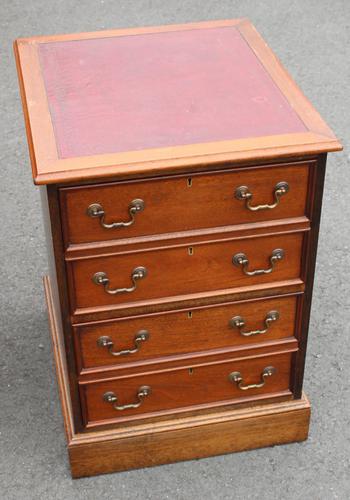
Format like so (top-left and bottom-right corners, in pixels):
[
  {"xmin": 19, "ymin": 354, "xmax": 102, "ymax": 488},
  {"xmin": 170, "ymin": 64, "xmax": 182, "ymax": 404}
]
[
  {"xmin": 40, "ymin": 185, "xmax": 83, "ymax": 430},
  {"xmin": 292, "ymin": 153, "xmax": 327, "ymax": 397}
]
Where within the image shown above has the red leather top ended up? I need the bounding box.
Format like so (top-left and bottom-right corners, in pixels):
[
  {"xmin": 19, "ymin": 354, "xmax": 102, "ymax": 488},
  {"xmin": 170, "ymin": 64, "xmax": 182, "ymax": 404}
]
[{"xmin": 39, "ymin": 26, "xmax": 306, "ymax": 158}]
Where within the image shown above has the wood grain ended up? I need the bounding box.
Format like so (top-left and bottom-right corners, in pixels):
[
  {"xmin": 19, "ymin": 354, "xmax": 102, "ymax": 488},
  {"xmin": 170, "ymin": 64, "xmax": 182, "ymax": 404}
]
[
  {"xmin": 69, "ymin": 232, "xmax": 304, "ymax": 312},
  {"xmin": 65, "ymin": 215, "xmax": 310, "ymax": 261},
  {"xmin": 291, "ymin": 154, "xmax": 328, "ymax": 397},
  {"xmin": 41, "ymin": 189, "xmax": 83, "ymax": 430},
  {"xmin": 43, "ymin": 275, "xmax": 74, "ymax": 442},
  {"xmin": 78, "ymin": 338, "xmax": 298, "ymax": 382},
  {"xmin": 45, "ymin": 269, "xmax": 308, "ymax": 478},
  {"xmin": 81, "ymin": 350, "xmax": 294, "ymax": 427},
  {"xmin": 68, "ymin": 394, "xmax": 310, "ymax": 478},
  {"xmin": 75, "ymin": 294, "xmax": 298, "ymax": 372},
  {"xmin": 60, "ymin": 161, "xmax": 310, "ymax": 246},
  {"xmin": 72, "ymin": 279, "xmax": 304, "ymax": 324}
]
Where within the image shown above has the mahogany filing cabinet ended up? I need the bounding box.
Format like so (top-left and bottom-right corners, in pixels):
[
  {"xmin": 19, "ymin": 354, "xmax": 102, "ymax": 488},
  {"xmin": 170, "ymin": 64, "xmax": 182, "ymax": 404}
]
[{"xmin": 14, "ymin": 19, "xmax": 342, "ymax": 478}]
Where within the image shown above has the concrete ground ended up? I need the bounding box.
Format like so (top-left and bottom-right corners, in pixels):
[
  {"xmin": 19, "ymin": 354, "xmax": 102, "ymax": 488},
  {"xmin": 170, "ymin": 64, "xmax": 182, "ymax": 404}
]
[{"xmin": 1, "ymin": 1, "xmax": 349, "ymax": 499}]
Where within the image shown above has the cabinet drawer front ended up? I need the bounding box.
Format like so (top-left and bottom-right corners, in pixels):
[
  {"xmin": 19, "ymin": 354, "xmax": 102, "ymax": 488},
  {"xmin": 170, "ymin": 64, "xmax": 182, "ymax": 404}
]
[
  {"xmin": 76, "ymin": 295, "xmax": 298, "ymax": 371},
  {"xmin": 60, "ymin": 161, "xmax": 310, "ymax": 245},
  {"xmin": 82, "ymin": 351, "xmax": 293, "ymax": 425},
  {"xmin": 70, "ymin": 232, "xmax": 304, "ymax": 311}
]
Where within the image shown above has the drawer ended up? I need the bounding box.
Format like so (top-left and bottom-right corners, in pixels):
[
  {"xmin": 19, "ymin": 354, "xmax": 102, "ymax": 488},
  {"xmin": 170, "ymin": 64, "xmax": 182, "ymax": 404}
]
[
  {"xmin": 69, "ymin": 232, "xmax": 304, "ymax": 312},
  {"xmin": 60, "ymin": 161, "xmax": 311, "ymax": 245},
  {"xmin": 75, "ymin": 295, "xmax": 298, "ymax": 371},
  {"xmin": 81, "ymin": 350, "xmax": 294, "ymax": 426}
]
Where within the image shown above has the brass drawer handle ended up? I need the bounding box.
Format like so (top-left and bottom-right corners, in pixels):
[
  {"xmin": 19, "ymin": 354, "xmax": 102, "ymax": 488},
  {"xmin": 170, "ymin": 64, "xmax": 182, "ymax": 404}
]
[
  {"xmin": 232, "ymin": 248, "xmax": 284, "ymax": 276},
  {"xmin": 103, "ymin": 386, "xmax": 151, "ymax": 411},
  {"xmin": 87, "ymin": 199, "xmax": 145, "ymax": 229},
  {"xmin": 97, "ymin": 330, "xmax": 150, "ymax": 356},
  {"xmin": 229, "ymin": 366, "xmax": 276, "ymax": 391},
  {"xmin": 229, "ymin": 310, "xmax": 279, "ymax": 337},
  {"xmin": 235, "ymin": 182, "xmax": 289, "ymax": 211},
  {"xmin": 92, "ymin": 266, "xmax": 147, "ymax": 295}
]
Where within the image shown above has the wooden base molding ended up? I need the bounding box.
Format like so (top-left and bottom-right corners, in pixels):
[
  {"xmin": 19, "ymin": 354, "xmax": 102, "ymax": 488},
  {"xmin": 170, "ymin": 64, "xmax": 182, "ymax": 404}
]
[
  {"xmin": 69, "ymin": 396, "xmax": 310, "ymax": 478},
  {"xmin": 44, "ymin": 275, "xmax": 310, "ymax": 479}
]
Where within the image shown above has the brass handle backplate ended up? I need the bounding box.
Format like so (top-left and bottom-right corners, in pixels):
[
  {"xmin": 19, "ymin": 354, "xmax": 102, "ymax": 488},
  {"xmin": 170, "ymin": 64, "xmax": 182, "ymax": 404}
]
[
  {"xmin": 229, "ymin": 366, "xmax": 276, "ymax": 391},
  {"xmin": 232, "ymin": 248, "xmax": 284, "ymax": 276},
  {"xmin": 103, "ymin": 386, "xmax": 151, "ymax": 411},
  {"xmin": 92, "ymin": 266, "xmax": 147, "ymax": 295},
  {"xmin": 229, "ymin": 310, "xmax": 280, "ymax": 337},
  {"xmin": 97, "ymin": 330, "xmax": 150, "ymax": 356},
  {"xmin": 87, "ymin": 199, "xmax": 145, "ymax": 229},
  {"xmin": 235, "ymin": 182, "xmax": 289, "ymax": 211}
]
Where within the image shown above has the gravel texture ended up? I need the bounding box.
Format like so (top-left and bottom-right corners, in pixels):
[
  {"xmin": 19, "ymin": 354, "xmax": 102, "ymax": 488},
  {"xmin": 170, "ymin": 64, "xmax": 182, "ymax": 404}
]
[{"xmin": 1, "ymin": 1, "xmax": 349, "ymax": 499}]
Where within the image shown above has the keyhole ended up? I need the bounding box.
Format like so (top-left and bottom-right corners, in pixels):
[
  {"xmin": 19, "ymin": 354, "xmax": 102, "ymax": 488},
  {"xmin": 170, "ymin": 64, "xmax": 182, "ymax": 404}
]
[
  {"xmin": 189, "ymin": 367, "xmax": 194, "ymax": 375},
  {"xmin": 188, "ymin": 246, "xmax": 194, "ymax": 256},
  {"xmin": 187, "ymin": 311, "xmax": 193, "ymax": 319},
  {"xmin": 187, "ymin": 177, "xmax": 192, "ymax": 187}
]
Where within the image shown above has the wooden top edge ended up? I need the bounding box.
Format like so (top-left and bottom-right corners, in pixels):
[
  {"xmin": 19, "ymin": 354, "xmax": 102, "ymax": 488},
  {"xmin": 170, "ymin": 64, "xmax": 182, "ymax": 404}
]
[
  {"xmin": 14, "ymin": 18, "xmax": 249, "ymax": 44},
  {"xmin": 14, "ymin": 18, "xmax": 342, "ymax": 186},
  {"xmin": 33, "ymin": 138, "xmax": 342, "ymax": 185}
]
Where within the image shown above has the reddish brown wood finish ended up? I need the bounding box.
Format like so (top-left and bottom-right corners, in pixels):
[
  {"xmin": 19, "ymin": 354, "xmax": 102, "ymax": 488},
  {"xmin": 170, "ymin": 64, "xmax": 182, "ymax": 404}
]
[
  {"xmin": 69, "ymin": 232, "xmax": 304, "ymax": 312},
  {"xmin": 40, "ymin": 187, "xmax": 83, "ymax": 430},
  {"xmin": 45, "ymin": 273, "xmax": 309, "ymax": 478},
  {"xmin": 15, "ymin": 18, "xmax": 341, "ymax": 478},
  {"xmin": 72, "ymin": 279, "xmax": 304, "ymax": 324},
  {"xmin": 78, "ymin": 338, "xmax": 297, "ymax": 382},
  {"xmin": 14, "ymin": 20, "xmax": 341, "ymax": 185},
  {"xmin": 60, "ymin": 161, "xmax": 310, "ymax": 246},
  {"xmin": 65, "ymin": 216, "xmax": 310, "ymax": 262},
  {"xmin": 69, "ymin": 395, "xmax": 310, "ymax": 477},
  {"xmin": 75, "ymin": 295, "xmax": 298, "ymax": 372},
  {"xmin": 81, "ymin": 350, "xmax": 294, "ymax": 427},
  {"xmin": 291, "ymin": 154, "xmax": 328, "ymax": 398}
]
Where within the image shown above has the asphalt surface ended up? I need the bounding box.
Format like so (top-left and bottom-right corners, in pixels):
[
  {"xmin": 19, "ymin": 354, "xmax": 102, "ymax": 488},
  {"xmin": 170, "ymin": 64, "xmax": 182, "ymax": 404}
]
[{"xmin": 1, "ymin": 1, "xmax": 349, "ymax": 499}]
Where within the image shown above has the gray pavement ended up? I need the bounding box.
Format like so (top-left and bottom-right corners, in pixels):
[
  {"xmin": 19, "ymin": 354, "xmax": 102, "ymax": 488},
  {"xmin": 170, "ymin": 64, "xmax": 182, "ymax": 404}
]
[{"xmin": 1, "ymin": 1, "xmax": 349, "ymax": 499}]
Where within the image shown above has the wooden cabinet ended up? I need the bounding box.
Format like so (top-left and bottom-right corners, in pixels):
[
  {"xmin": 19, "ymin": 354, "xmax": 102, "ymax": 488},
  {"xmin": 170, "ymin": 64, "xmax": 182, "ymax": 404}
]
[{"xmin": 14, "ymin": 18, "xmax": 341, "ymax": 478}]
